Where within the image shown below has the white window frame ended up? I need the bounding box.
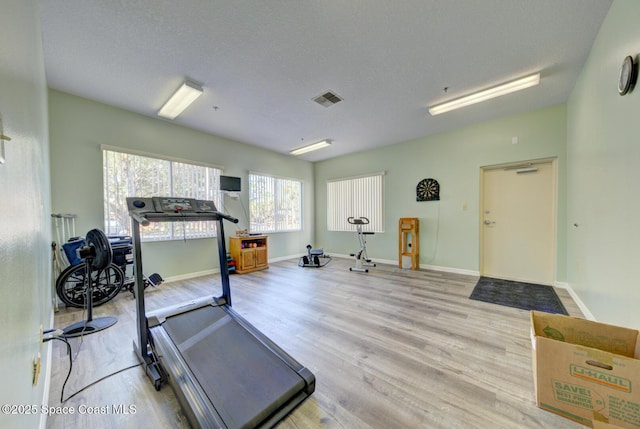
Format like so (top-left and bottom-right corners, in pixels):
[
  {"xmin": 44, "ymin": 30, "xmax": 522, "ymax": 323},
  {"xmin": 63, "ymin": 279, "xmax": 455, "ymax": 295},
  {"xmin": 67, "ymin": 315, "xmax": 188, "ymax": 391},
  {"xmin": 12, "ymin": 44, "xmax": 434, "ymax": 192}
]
[
  {"xmin": 102, "ymin": 145, "xmax": 223, "ymax": 241},
  {"xmin": 249, "ymin": 172, "xmax": 303, "ymax": 233},
  {"xmin": 326, "ymin": 171, "xmax": 385, "ymax": 232}
]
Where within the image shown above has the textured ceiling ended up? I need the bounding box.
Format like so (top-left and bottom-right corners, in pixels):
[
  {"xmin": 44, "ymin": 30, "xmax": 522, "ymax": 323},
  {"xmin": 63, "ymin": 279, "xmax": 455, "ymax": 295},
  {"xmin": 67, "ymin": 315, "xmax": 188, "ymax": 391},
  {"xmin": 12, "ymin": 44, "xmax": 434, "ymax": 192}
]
[{"xmin": 39, "ymin": 0, "xmax": 612, "ymax": 162}]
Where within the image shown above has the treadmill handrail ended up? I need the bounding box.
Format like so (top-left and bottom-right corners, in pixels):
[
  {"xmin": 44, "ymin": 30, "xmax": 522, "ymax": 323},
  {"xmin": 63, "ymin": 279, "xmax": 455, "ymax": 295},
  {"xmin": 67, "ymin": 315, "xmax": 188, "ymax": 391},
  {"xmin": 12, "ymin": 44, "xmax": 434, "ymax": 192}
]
[
  {"xmin": 127, "ymin": 195, "xmax": 315, "ymax": 428},
  {"xmin": 140, "ymin": 211, "xmax": 238, "ymax": 223},
  {"xmin": 128, "ymin": 196, "xmax": 237, "ymax": 381},
  {"xmin": 217, "ymin": 212, "xmax": 239, "ymax": 224}
]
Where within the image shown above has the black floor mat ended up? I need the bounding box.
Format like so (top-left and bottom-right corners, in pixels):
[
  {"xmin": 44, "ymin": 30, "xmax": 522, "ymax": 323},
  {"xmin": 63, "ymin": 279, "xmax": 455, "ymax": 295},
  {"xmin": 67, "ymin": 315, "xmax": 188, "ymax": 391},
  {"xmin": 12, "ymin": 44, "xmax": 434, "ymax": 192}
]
[{"xmin": 469, "ymin": 277, "xmax": 568, "ymax": 315}]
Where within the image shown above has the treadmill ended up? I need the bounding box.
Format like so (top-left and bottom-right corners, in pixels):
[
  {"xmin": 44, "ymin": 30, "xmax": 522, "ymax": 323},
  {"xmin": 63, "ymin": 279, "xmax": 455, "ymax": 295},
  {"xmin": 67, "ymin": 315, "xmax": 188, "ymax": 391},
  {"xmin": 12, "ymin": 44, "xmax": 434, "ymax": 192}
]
[{"xmin": 127, "ymin": 197, "xmax": 315, "ymax": 429}]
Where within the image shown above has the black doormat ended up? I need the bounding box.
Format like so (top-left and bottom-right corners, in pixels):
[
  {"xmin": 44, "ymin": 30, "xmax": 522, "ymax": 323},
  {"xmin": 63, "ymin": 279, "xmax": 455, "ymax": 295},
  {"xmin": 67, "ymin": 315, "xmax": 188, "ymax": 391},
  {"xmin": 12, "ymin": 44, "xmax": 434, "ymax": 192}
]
[{"xmin": 469, "ymin": 277, "xmax": 568, "ymax": 315}]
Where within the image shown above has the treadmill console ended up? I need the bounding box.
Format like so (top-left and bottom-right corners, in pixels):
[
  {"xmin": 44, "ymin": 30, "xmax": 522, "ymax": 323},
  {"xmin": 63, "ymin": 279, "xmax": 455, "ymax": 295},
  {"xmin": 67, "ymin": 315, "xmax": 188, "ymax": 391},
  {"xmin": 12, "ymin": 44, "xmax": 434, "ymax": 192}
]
[
  {"xmin": 127, "ymin": 197, "xmax": 218, "ymax": 215},
  {"xmin": 155, "ymin": 197, "xmax": 219, "ymax": 213},
  {"xmin": 156, "ymin": 197, "xmax": 195, "ymax": 212},
  {"xmin": 126, "ymin": 197, "xmax": 233, "ymax": 226}
]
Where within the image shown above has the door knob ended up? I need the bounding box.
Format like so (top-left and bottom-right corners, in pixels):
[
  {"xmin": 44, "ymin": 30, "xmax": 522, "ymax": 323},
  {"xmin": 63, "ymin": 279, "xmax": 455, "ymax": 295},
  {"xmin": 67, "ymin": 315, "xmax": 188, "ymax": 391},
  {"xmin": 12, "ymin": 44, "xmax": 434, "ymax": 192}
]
[{"xmin": 484, "ymin": 220, "xmax": 495, "ymax": 225}]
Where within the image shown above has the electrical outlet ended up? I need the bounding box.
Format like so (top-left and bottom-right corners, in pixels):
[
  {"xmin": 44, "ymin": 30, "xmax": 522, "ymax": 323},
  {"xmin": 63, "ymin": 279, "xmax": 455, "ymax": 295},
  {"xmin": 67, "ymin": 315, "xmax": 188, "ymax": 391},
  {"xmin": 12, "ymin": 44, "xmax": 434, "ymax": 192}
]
[{"xmin": 32, "ymin": 353, "xmax": 41, "ymax": 386}]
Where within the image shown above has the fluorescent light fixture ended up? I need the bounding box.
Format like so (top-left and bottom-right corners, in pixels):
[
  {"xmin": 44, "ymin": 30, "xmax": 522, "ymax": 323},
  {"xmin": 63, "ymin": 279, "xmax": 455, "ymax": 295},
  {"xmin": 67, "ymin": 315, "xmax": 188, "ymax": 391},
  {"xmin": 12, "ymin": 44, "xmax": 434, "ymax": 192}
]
[
  {"xmin": 157, "ymin": 80, "xmax": 203, "ymax": 120},
  {"xmin": 428, "ymin": 73, "xmax": 540, "ymax": 116},
  {"xmin": 289, "ymin": 139, "xmax": 331, "ymax": 156}
]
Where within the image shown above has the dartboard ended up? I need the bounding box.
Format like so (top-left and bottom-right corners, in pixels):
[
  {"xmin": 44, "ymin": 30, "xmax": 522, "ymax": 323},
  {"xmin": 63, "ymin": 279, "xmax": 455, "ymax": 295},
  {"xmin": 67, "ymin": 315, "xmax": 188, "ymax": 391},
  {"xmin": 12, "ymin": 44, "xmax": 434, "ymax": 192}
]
[{"xmin": 416, "ymin": 178, "xmax": 439, "ymax": 201}]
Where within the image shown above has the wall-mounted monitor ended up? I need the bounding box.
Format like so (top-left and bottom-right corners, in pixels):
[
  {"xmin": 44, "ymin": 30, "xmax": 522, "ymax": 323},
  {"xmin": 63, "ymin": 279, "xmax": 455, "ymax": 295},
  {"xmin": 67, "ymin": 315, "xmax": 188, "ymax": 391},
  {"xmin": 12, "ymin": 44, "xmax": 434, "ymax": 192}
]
[{"xmin": 220, "ymin": 175, "xmax": 241, "ymax": 192}]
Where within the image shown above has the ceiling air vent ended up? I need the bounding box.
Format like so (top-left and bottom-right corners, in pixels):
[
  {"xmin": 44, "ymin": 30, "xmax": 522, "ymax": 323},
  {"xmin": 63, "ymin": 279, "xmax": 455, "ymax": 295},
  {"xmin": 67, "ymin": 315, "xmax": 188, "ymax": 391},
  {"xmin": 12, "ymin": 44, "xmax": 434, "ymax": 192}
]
[{"xmin": 313, "ymin": 90, "xmax": 343, "ymax": 107}]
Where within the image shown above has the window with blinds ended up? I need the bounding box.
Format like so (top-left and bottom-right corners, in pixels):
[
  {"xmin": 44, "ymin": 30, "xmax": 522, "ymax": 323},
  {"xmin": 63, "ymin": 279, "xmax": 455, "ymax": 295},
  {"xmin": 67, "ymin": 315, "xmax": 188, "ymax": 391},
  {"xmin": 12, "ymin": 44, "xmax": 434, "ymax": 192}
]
[
  {"xmin": 102, "ymin": 147, "xmax": 223, "ymax": 241},
  {"xmin": 249, "ymin": 173, "xmax": 302, "ymax": 233},
  {"xmin": 326, "ymin": 172, "xmax": 384, "ymax": 232}
]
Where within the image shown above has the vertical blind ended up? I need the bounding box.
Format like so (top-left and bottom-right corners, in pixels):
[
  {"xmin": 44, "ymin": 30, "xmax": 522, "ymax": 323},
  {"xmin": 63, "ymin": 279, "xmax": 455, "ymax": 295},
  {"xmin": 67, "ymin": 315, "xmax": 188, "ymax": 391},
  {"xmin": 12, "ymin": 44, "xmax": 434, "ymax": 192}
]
[
  {"xmin": 326, "ymin": 172, "xmax": 384, "ymax": 232},
  {"xmin": 103, "ymin": 147, "xmax": 222, "ymax": 240},
  {"xmin": 249, "ymin": 173, "xmax": 302, "ymax": 233}
]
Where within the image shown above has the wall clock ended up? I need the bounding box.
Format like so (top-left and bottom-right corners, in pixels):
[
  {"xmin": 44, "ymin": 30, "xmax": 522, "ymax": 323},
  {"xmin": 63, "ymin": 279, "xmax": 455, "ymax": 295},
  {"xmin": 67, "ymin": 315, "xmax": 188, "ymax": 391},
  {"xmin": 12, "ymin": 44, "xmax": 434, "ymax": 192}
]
[
  {"xmin": 416, "ymin": 178, "xmax": 439, "ymax": 201},
  {"xmin": 618, "ymin": 55, "xmax": 637, "ymax": 95}
]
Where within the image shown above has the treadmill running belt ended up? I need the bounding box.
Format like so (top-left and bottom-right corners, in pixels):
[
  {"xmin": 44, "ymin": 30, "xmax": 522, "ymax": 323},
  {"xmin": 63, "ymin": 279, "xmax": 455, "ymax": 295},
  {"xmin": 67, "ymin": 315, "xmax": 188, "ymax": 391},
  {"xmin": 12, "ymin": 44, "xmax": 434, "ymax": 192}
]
[{"xmin": 162, "ymin": 305, "xmax": 305, "ymax": 429}]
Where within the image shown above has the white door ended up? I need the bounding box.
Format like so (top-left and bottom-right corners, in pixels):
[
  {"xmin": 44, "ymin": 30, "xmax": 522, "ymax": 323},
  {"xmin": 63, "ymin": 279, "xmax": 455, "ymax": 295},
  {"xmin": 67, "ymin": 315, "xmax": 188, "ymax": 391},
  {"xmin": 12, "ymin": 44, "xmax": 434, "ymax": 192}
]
[{"xmin": 480, "ymin": 159, "xmax": 556, "ymax": 285}]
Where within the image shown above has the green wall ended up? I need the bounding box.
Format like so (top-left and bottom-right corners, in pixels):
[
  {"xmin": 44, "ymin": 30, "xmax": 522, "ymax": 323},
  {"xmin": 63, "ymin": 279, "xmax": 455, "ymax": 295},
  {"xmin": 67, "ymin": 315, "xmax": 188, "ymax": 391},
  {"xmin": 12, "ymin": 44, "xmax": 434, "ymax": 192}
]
[
  {"xmin": 315, "ymin": 104, "xmax": 568, "ymax": 280},
  {"xmin": 47, "ymin": 0, "xmax": 640, "ymax": 331},
  {"xmin": 50, "ymin": 91, "xmax": 570, "ymax": 282},
  {"xmin": 0, "ymin": 1, "xmax": 52, "ymax": 427},
  {"xmin": 567, "ymin": 0, "xmax": 640, "ymax": 327},
  {"xmin": 48, "ymin": 90, "xmax": 314, "ymax": 278}
]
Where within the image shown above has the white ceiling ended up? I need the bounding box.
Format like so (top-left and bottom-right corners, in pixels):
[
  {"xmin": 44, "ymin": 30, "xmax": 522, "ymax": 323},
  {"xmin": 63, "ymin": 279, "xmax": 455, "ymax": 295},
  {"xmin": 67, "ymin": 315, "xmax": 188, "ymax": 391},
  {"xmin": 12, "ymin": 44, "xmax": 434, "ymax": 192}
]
[{"xmin": 39, "ymin": 1, "xmax": 612, "ymax": 162}]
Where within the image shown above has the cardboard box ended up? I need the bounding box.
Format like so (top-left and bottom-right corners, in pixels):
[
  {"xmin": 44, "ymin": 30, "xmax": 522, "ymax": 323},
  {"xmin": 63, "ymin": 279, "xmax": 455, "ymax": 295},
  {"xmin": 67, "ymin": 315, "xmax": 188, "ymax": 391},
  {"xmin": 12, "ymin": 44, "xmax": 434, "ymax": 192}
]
[
  {"xmin": 530, "ymin": 311, "xmax": 640, "ymax": 428},
  {"xmin": 594, "ymin": 422, "xmax": 631, "ymax": 429}
]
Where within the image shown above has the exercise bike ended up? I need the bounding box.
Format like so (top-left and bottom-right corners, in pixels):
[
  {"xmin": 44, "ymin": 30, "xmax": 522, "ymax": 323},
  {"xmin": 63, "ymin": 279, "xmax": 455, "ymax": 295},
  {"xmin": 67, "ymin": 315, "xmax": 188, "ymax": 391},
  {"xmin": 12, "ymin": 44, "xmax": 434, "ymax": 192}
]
[{"xmin": 348, "ymin": 216, "xmax": 376, "ymax": 272}]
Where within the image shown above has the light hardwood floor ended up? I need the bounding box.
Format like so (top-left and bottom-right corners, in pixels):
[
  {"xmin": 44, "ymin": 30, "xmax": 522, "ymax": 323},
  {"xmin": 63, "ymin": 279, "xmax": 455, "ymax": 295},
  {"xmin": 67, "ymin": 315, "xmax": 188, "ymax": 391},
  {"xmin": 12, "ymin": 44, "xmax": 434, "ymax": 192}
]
[{"xmin": 47, "ymin": 258, "xmax": 585, "ymax": 429}]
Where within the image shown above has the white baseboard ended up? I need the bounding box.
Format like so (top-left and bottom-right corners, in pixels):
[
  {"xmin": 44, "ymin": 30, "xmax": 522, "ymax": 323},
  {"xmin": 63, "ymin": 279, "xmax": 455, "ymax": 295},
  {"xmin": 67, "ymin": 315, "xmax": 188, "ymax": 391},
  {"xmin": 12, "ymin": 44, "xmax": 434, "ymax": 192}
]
[
  {"xmin": 269, "ymin": 254, "xmax": 305, "ymax": 263},
  {"xmin": 163, "ymin": 255, "xmax": 312, "ymax": 282},
  {"xmin": 421, "ymin": 264, "xmax": 480, "ymax": 277},
  {"xmin": 39, "ymin": 311, "xmax": 55, "ymax": 429},
  {"xmin": 163, "ymin": 269, "xmax": 219, "ymax": 284},
  {"xmin": 39, "ymin": 344, "xmax": 52, "ymax": 429},
  {"xmin": 315, "ymin": 254, "xmax": 480, "ymax": 277},
  {"xmin": 165, "ymin": 260, "xmax": 593, "ymax": 320},
  {"xmin": 553, "ymin": 281, "xmax": 595, "ymax": 320},
  {"xmin": 162, "ymin": 255, "xmax": 311, "ymax": 281},
  {"xmin": 325, "ymin": 253, "xmax": 394, "ymax": 265},
  {"xmin": 322, "ymin": 252, "xmax": 349, "ymax": 260}
]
